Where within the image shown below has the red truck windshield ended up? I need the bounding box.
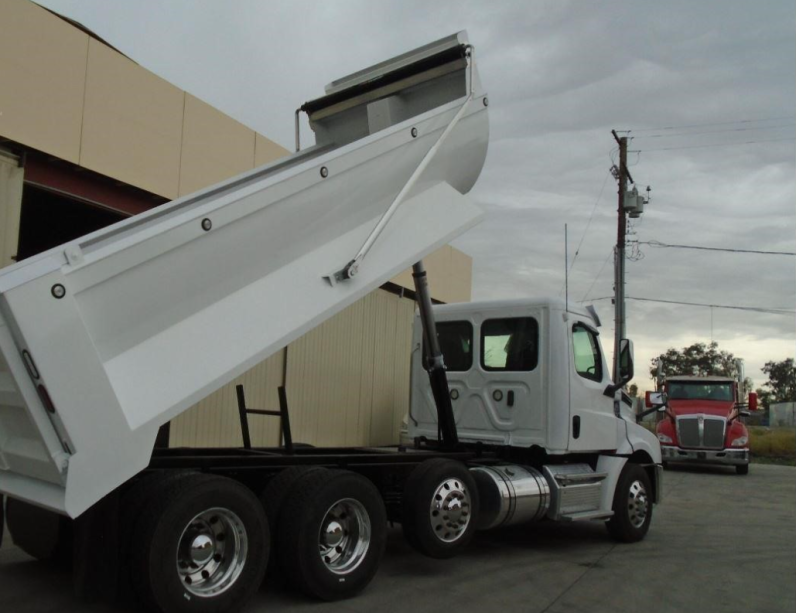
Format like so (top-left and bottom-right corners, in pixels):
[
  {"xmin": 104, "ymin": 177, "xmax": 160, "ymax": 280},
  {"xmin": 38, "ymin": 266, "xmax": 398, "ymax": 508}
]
[{"xmin": 668, "ymin": 382, "xmax": 733, "ymax": 401}]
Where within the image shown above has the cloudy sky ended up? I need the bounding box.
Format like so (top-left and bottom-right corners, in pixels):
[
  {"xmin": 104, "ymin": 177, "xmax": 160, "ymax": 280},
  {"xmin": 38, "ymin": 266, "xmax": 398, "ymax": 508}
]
[{"xmin": 37, "ymin": 0, "xmax": 796, "ymax": 390}]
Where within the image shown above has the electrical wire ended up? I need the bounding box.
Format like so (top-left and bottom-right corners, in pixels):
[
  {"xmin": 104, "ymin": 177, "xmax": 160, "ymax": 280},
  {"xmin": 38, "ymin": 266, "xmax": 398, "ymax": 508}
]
[
  {"xmin": 624, "ymin": 116, "xmax": 795, "ymax": 133},
  {"xmin": 640, "ymin": 137, "xmax": 795, "ymax": 152},
  {"xmin": 633, "ymin": 124, "xmax": 795, "ymax": 139},
  {"xmin": 580, "ymin": 248, "xmax": 614, "ymax": 303},
  {"xmin": 640, "ymin": 240, "xmax": 796, "ymax": 256},
  {"xmin": 583, "ymin": 295, "xmax": 794, "ymax": 315},
  {"xmin": 566, "ymin": 171, "xmax": 611, "ymax": 272}
]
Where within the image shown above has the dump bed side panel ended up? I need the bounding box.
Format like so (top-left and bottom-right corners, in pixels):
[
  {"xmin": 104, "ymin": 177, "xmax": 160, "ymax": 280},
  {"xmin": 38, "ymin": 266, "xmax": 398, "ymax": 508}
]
[{"xmin": 0, "ymin": 32, "xmax": 488, "ymax": 517}]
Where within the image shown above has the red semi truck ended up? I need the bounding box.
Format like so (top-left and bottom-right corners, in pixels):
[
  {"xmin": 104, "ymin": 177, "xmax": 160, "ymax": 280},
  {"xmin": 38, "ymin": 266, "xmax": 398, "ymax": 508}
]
[{"xmin": 648, "ymin": 367, "xmax": 758, "ymax": 475}]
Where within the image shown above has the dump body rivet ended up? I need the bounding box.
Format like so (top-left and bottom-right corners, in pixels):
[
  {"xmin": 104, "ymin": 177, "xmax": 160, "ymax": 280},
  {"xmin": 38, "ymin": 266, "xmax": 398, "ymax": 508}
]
[
  {"xmin": 201, "ymin": 218, "xmax": 212, "ymax": 231},
  {"xmin": 411, "ymin": 127, "xmax": 418, "ymax": 138},
  {"xmin": 51, "ymin": 284, "xmax": 66, "ymax": 299},
  {"xmin": 320, "ymin": 167, "xmax": 329, "ymax": 178}
]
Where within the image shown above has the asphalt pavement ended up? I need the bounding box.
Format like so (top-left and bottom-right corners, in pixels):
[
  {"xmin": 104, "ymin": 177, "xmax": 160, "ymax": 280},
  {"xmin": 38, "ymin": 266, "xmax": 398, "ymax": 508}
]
[{"xmin": 1, "ymin": 463, "xmax": 794, "ymax": 613}]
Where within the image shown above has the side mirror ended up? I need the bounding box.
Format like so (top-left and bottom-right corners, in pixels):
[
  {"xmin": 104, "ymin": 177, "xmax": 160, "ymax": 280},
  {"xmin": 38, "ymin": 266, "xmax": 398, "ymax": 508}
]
[
  {"xmin": 739, "ymin": 410, "xmax": 751, "ymax": 418},
  {"xmin": 748, "ymin": 392, "xmax": 758, "ymax": 412},
  {"xmin": 619, "ymin": 339, "xmax": 634, "ymax": 384},
  {"xmin": 646, "ymin": 391, "xmax": 666, "ymax": 407}
]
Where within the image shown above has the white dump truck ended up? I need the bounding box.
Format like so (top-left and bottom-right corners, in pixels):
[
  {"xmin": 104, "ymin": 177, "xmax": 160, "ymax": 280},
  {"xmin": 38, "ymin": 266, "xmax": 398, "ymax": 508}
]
[{"xmin": 0, "ymin": 32, "xmax": 661, "ymax": 613}]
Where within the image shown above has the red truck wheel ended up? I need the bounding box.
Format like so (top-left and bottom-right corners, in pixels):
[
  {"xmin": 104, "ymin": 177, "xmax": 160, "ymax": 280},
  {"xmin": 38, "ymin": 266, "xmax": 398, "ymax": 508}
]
[{"xmin": 736, "ymin": 464, "xmax": 749, "ymax": 475}]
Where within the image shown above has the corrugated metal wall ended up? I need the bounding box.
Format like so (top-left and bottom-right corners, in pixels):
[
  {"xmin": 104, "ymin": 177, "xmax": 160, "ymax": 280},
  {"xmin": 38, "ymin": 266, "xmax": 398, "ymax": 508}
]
[
  {"xmin": 170, "ymin": 290, "xmax": 416, "ymax": 449},
  {"xmin": 169, "ymin": 350, "xmax": 286, "ymax": 448}
]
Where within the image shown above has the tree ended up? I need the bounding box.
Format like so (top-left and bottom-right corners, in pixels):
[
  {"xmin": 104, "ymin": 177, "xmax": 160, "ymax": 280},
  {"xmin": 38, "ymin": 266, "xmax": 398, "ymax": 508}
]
[
  {"xmin": 760, "ymin": 358, "xmax": 796, "ymax": 404},
  {"xmin": 649, "ymin": 342, "xmax": 741, "ymax": 381}
]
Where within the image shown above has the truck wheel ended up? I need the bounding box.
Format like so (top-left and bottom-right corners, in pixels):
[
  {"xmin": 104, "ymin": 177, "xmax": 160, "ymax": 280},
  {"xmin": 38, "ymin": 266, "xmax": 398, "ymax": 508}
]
[
  {"xmin": 5, "ymin": 497, "xmax": 73, "ymax": 565},
  {"xmin": 606, "ymin": 463, "xmax": 652, "ymax": 543},
  {"xmin": 131, "ymin": 474, "xmax": 269, "ymax": 613},
  {"xmin": 402, "ymin": 458, "xmax": 479, "ymax": 559},
  {"xmin": 260, "ymin": 466, "xmax": 327, "ymax": 577},
  {"xmin": 736, "ymin": 464, "xmax": 749, "ymax": 475},
  {"xmin": 278, "ymin": 469, "xmax": 387, "ymax": 601}
]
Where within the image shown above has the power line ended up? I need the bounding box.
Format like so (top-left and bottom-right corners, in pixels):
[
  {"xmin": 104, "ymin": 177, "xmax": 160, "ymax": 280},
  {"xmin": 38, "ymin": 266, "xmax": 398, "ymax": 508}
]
[
  {"xmin": 634, "ymin": 124, "xmax": 795, "ymax": 139},
  {"xmin": 640, "ymin": 240, "xmax": 796, "ymax": 257},
  {"xmin": 640, "ymin": 136, "xmax": 795, "ymax": 152},
  {"xmin": 624, "ymin": 116, "xmax": 795, "ymax": 133},
  {"xmin": 583, "ymin": 295, "xmax": 794, "ymax": 315},
  {"xmin": 580, "ymin": 248, "xmax": 614, "ymax": 303},
  {"xmin": 560, "ymin": 170, "xmax": 611, "ymax": 295}
]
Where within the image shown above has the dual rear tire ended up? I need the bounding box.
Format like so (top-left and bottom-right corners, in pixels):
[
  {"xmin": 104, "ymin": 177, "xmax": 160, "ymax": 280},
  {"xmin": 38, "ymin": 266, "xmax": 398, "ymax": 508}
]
[{"xmin": 129, "ymin": 473, "xmax": 269, "ymax": 613}]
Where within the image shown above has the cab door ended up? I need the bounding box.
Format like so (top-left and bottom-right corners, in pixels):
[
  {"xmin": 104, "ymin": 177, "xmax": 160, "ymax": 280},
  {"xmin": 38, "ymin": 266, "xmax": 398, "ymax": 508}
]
[
  {"xmin": 567, "ymin": 322, "xmax": 618, "ymax": 451},
  {"xmin": 441, "ymin": 310, "xmax": 544, "ymax": 445}
]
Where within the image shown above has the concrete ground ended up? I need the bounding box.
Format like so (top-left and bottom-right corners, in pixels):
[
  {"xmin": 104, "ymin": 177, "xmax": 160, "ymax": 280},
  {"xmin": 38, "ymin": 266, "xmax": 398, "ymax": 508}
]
[{"xmin": 1, "ymin": 463, "xmax": 794, "ymax": 613}]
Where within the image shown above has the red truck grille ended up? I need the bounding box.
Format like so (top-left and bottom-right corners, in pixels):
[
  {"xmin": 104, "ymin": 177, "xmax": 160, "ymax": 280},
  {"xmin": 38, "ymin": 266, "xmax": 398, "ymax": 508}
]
[{"xmin": 676, "ymin": 415, "xmax": 726, "ymax": 449}]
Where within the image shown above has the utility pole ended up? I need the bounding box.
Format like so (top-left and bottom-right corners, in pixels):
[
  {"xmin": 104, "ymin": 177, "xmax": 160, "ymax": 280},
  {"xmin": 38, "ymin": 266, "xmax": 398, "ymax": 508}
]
[{"xmin": 611, "ymin": 130, "xmax": 631, "ymax": 384}]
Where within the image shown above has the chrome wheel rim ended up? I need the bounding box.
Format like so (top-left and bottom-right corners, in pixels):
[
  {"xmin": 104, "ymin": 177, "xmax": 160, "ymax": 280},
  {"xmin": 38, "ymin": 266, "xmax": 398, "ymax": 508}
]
[
  {"xmin": 429, "ymin": 478, "xmax": 471, "ymax": 542},
  {"xmin": 318, "ymin": 498, "xmax": 371, "ymax": 575},
  {"xmin": 627, "ymin": 480, "xmax": 649, "ymax": 529},
  {"xmin": 176, "ymin": 507, "xmax": 248, "ymax": 597}
]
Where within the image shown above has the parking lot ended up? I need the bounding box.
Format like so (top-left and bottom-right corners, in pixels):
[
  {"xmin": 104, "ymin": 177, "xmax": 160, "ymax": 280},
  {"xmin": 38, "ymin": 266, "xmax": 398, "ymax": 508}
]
[{"xmin": 2, "ymin": 463, "xmax": 794, "ymax": 613}]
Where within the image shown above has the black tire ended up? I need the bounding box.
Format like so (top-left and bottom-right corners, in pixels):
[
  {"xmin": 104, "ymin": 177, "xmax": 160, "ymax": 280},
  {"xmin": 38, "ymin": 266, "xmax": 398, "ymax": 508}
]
[
  {"xmin": 736, "ymin": 463, "xmax": 749, "ymax": 475},
  {"xmin": 113, "ymin": 470, "xmax": 198, "ymax": 601},
  {"xmin": 606, "ymin": 462, "xmax": 653, "ymax": 543},
  {"xmin": 401, "ymin": 459, "xmax": 480, "ymax": 559},
  {"xmin": 661, "ymin": 461, "xmax": 669, "ymax": 470},
  {"xmin": 259, "ymin": 466, "xmax": 327, "ymax": 577},
  {"xmin": 5, "ymin": 497, "xmax": 73, "ymax": 564},
  {"xmin": 0, "ymin": 495, "xmax": 4, "ymax": 550},
  {"xmin": 278, "ymin": 469, "xmax": 387, "ymax": 601},
  {"xmin": 131, "ymin": 473, "xmax": 269, "ymax": 613}
]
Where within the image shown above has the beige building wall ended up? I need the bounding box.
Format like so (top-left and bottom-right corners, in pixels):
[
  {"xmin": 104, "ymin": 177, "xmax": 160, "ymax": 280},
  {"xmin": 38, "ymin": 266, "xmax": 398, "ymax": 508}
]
[
  {"xmin": 0, "ymin": 0, "xmax": 87, "ymax": 164},
  {"xmin": 0, "ymin": 151, "xmax": 23, "ymax": 268},
  {"xmin": 390, "ymin": 244, "xmax": 473, "ymax": 304},
  {"xmin": 169, "ymin": 350, "xmax": 286, "ymax": 448},
  {"xmin": 81, "ymin": 38, "xmax": 185, "ymax": 198},
  {"xmin": 179, "ymin": 95, "xmax": 257, "ymax": 197},
  {"xmin": 0, "ymin": 0, "xmax": 287, "ymax": 200}
]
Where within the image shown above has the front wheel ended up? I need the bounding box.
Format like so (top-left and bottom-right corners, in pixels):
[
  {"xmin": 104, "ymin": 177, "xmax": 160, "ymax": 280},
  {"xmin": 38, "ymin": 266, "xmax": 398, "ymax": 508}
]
[
  {"xmin": 606, "ymin": 463, "xmax": 652, "ymax": 543},
  {"xmin": 401, "ymin": 459, "xmax": 479, "ymax": 559},
  {"xmin": 736, "ymin": 463, "xmax": 749, "ymax": 475}
]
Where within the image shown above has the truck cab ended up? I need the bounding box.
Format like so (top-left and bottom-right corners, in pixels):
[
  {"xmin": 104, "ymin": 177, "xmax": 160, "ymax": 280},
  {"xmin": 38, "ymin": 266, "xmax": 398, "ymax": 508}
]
[
  {"xmin": 654, "ymin": 375, "xmax": 755, "ymax": 474},
  {"xmin": 407, "ymin": 297, "xmax": 660, "ymax": 466}
]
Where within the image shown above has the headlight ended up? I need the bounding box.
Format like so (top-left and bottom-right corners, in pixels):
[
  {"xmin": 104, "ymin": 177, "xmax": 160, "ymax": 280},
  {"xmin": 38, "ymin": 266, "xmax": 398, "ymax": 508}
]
[
  {"xmin": 731, "ymin": 436, "xmax": 748, "ymax": 447},
  {"xmin": 657, "ymin": 434, "xmax": 673, "ymax": 444}
]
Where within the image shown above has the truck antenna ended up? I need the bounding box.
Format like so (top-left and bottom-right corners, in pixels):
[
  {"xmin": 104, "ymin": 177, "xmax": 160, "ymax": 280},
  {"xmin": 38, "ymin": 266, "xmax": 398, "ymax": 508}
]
[{"xmin": 565, "ymin": 223, "xmax": 569, "ymax": 312}]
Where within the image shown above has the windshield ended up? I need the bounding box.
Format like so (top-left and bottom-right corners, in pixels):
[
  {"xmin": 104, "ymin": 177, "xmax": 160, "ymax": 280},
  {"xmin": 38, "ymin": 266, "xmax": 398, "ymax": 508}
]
[{"xmin": 667, "ymin": 382, "xmax": 733, "ymax": 401}]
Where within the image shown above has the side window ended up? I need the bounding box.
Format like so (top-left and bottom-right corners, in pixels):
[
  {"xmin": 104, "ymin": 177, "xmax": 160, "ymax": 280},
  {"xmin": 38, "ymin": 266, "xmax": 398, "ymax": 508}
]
[
  {"xmin": 434, "ymin": 321, "xmax": 473, "ymax": 371},
  {"xmin": 572, "ymin": 324, "xmax": 603, "ymax": 382},
  {"xmin": 481, "ymin": 317, "xmax": 538, "ymax": 371}
]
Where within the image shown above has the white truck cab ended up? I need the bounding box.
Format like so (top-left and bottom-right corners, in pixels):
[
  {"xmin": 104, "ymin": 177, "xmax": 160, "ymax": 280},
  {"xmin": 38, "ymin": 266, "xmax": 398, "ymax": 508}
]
[{"xmin": 410, "ymin": 298, "xmax": 659, "ymax": 458}]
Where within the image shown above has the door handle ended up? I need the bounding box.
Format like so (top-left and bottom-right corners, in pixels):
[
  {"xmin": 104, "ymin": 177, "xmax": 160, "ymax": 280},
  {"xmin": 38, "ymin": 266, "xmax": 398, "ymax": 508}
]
[{"xmin": 507, "ymin": 390, "xmax": 514, "ymax": 407}]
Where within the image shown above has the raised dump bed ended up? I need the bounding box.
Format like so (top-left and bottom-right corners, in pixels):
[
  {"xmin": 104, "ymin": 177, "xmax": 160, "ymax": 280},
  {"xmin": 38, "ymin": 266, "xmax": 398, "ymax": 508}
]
[{"xmin": 0, "ymin": 31, "xmax": 488, "ymax": 518}]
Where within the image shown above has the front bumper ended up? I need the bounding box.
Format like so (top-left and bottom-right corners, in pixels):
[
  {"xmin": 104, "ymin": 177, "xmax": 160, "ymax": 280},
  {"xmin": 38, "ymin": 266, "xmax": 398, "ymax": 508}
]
[{"xmin": 661, "ymin": 445, "xmax": 749, "ymax": 466}]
